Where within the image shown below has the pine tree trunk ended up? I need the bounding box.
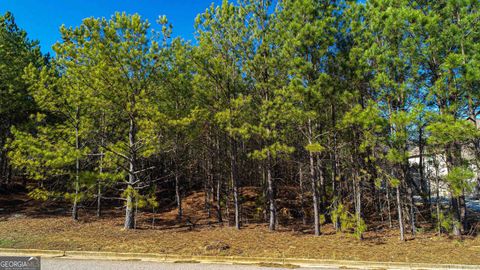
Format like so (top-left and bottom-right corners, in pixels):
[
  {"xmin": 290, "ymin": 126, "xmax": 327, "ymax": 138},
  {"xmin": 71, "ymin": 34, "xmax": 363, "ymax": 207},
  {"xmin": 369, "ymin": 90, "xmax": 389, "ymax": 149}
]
[
  {"xmin": 0, "ymin": 144, "xmax": 4, "ymax": 185},
  {"xmin": 216, "ymin": 175, "xmax": 223, "ymax": 223},
  {"xmin": 408, "ymin": 185, "xmax": 415, "ymax": 237},
  {"xmin": 460, "ymin": 193, "xmax": 467, "ymax": 232},
  {"xmin": 450, "ymin": 190, "xmax": 465, "ymax": 236},
  {"xmin": 230, "ymin": 138, "xmax": 240, "ymax": 229},
  {"xmin": 97, "ymin": 181, "xmax": 102, "ymax": 218},
  {"xmin": 299, "ymin": 165, "xmax": 307, "ymax": 226},
  {"xmin": 317, "ymin": 157, "xmax": 327, "ymax": 218},
  {"xmin": 262, "ymin": 164, "xmax": 268, "ymax": 222},
  {"xmin": 204, "ymin": 164, "xmax": 211, "ymax": 218},
  {"xmin": 354, "ymin": 170, "xmax": 362, "ymax": 240},
  {"xmin": 0, "ymin": 130, "xmax": 10, "ymax": 185},
  {"xmin": 72, "ymin": 108, "xmax": 80, "ymax": 221},
  {"xmin": 225, "ymin": 187, "xmax": 230, "ymax": 225},
  {"xmin": 309, "ymin": 151, "xmax": 320, "ymax": 236},
  {"xmin": 97, "ymin": 148, "xmax": 104, "ymax": 218},
  {"xmin": 434, "ymin": 160, "xmax": 441, "ymax": 235},
  {"xmin": 214, "ymin": 137, "xmax": 223, "ymax": 224},
  {"xmin": 97, "ymin": 113, "xmax": 105, "ymax": 218},
  {"xmin": 267, "ymin": 151, "xmax": 276, "ymax": 231},
  {"xmin": 175, "ymin": 173, "xmax": 183, "ymax": 221},
  {"xmin": 396, "ymin": 185, "xmax": 405, "ymax": 241},
  {"xmin": 418, "ymin": 127, "xmax": 430, "ymax": 212},
  {"xmin": 6, "ymin": 164, "xmax": 11, "ymax": 185},
  {"xmin": 452, "ymin": 195, "xmax": 461, "ymax": 236},
  {"xmin": 124, "ymin": 113, "xmax": 136, "ymax": 230},
  {"xmin": 208, "ymin": 184, "xmax": 214, "ymax": 219},
  {"xmin": 125, "ymin": 184, "xmax": 135, "ymax": 229},
  {"xmin": 386, "ymin": 183, "xmax": 392, "ymax": 228},
  {"xmin": 446, "ymin": 144, "xmax": 462, "ymax": 236},
  {"xmin": 332, "ymin": 107, "xmax": 340, "ymax": 231}
]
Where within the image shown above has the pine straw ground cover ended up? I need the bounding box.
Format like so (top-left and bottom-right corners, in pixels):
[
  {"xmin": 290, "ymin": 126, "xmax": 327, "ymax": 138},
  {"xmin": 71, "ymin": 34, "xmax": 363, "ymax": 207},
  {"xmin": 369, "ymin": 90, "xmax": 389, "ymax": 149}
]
[{"xmin": 0, "ymin": 191, "xmax": 479, "ymax": 265}]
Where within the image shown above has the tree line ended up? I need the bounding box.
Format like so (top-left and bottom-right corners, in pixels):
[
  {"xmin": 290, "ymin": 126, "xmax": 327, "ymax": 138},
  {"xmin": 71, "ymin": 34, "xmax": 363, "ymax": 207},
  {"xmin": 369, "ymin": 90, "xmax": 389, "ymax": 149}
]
[{"xmin": 1, "ymin": 0, "xmax": 479, "ymax": 240}]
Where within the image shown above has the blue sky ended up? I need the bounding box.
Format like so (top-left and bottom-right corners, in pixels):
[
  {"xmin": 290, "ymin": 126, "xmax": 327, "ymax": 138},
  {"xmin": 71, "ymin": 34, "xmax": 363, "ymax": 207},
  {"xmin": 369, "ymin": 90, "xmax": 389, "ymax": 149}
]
[{"xmin": 0, "ymin": 0, "xmax": 222, "ymax": 55}]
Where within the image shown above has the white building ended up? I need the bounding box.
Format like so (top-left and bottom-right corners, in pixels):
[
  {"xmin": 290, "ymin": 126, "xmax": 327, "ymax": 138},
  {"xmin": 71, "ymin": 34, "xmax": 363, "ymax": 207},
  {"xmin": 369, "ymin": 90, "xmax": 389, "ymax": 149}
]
[{"xmin": 408, "ymin": 146, "xmax": 480, "ymax": 198}]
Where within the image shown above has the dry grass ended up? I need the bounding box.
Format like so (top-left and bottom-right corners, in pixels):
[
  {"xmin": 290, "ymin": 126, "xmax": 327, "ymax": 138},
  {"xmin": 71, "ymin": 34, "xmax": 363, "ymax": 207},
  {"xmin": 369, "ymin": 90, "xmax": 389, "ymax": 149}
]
[{"xmin": 0, "ymin": 189, "xmax": 479, "ymax": 265}]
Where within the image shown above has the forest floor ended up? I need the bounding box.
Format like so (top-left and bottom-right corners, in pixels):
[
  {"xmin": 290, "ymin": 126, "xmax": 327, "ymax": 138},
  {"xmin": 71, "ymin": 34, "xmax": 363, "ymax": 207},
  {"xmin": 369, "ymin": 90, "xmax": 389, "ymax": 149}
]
[{"xmin": 0, "ymin": 186, "xmax": 480, "ymax": 265}]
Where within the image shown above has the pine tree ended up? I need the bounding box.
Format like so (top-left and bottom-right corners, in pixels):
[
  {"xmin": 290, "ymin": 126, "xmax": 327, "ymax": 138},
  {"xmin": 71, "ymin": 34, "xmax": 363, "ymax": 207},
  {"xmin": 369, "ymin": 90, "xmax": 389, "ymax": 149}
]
[
  {"xmin": 53, "ymin": 13, "xmax": 170, "ymax": 229},
  {"xmin": 276, "ymin": 0, "xmax": 340, "ymax": 236},
  {"xmin": 0, "ymin": 12, "xmax": 43, "ymax": 184},
  {"xmin": 10, "ymin": 61, "xmax": 93, "ymax": 221},
  {"xmin": 194, "ymin": 0, "xmax": 251, "ymax": 229}
]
